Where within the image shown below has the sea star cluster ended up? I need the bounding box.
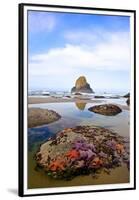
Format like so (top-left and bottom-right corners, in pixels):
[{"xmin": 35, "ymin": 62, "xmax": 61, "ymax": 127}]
[{"xmin": 36, "ymin": 126, "xmax": 129, "ymax": 180}]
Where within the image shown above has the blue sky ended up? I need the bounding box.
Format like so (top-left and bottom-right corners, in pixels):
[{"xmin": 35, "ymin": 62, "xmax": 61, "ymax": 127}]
[{"xmin": 28, "ymin": 10, "xmax": 131, "ymax": 93}]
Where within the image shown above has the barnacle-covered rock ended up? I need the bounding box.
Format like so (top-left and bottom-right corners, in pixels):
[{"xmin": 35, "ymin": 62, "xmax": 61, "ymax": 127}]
[
  {"xmin": 88, "ymin": 104, "xmax": 122, "ymax": 116},
  {"xmin": 36, "ymin": 126, "xmax": 129, "ymax": 180}
]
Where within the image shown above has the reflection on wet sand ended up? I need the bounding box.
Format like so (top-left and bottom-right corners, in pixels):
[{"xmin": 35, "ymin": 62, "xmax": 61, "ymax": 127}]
[{"xmin": 75, "ymin": 102, "xmax": 87, "ymax": 110}]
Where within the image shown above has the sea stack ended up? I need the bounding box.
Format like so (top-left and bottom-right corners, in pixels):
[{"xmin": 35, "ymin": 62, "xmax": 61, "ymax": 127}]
[{"xmin": 71, "ymin": 76, "xmax": 94, "ymax": 93}]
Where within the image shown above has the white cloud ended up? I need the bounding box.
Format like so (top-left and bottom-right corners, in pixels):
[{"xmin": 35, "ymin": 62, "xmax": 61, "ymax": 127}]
[{"xmin": 29, "ymin": 30, "xmax": 130, "ymax": 79}]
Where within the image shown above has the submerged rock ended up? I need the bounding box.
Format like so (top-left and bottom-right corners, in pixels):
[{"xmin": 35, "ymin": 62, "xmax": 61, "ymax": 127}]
[
  {"xmin": 88, "ymin": 104, "xmax": 122, "ymax": 116},
  {"xmin": 71, "ymin": 76, "xmax": 94, "ymax": 93},
  {"xmin": 36, "ymin": 125, "xmax": 129, "ymax": 180},
  {"xmin": 28, "ymin": 108, "xmax": 61, "ymax": 128}
]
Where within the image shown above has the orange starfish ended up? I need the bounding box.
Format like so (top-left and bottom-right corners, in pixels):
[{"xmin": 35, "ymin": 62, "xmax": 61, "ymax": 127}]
[
  {"xmin": 91, "ymin": 157, "xmax": 103, "ymax": 167},
  {"xmin": 66, "ymin": 149, "xmax": 80, "ymax": 159},
  {"xmin": 116, "ymin": 144, "xmax": 124, "ymax": 154},
  {"xmin": 49, "ymin": 159, "xmax": 65, "ymax": 171}
]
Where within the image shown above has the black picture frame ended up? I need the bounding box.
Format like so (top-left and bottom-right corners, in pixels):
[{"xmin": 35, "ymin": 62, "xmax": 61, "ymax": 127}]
[{"xmin": 19, "ymin": 3, "xmax": 136, "ymax": 197}]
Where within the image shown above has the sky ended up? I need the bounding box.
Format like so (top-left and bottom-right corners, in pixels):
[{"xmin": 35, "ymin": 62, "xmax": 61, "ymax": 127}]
[{"xmin": 28, "ymin": 10, "xmax": 131, "ymax": 93}]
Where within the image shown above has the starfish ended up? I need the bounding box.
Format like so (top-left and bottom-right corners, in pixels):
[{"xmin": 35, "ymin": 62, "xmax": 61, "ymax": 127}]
[
  {"xmin": 66, "ymin": 149, "xmax": 80, "ymax": 159},
  {"xmin": 49, "ymin": 159, "xmax": 65, "ymax": 171}
]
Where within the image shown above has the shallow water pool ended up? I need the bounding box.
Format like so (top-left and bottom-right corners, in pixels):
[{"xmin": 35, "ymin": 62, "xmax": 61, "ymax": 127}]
[{"xmin": 28, "ymin": 102, "xmax": 130, "ymax": 189}]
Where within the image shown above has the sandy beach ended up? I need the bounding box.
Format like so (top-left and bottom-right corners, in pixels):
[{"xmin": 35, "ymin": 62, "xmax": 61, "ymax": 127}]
[
  {"xmin": 28, "ymin": 96, "xmax": 129, "ymax": 111},
  {"xmin": 28, "ymin": 96, "xmax": 100, "ymax": 104}
]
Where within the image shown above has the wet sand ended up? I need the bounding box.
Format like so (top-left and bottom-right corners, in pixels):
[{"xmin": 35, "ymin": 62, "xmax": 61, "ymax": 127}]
[
  {"xmin": 28, "ymin": 152, "xmax": 129, "ymax": 189},
  {"xmin": 28, "ymin": 96, "xmax": 129, "ymax": 110},
  {"xmin": 29, "ymin": 96, "xmax": 102, "ymax": 104}
]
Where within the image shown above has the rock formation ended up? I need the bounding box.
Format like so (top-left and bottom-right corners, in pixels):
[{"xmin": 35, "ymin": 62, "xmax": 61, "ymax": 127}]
[
  {"xmin": 126, "ymin": 98, "xmax": 130, "ymax": 106},
  {"xmin": 123, "ymin": 93, "xmax": 130, "ymax": 98},
  {"xmin": 71, "ymin": 76, "xmax": 94, "ymax": 93},
  {"xmin": 123, "ymin": 93, "xmax": 130, "ymax": 106},
  {"xmin": 36, "ymin": 125, "xmax": 129, "ymax": 180},
  {"xmin": 94, "ymin": 95, "xmax": 105, "ymax": 99},
  {"xmin": 28, "ymin": 108, "xmax": 61, "ymax": 128},
  {"xmin": 88, "ymin": 104, "xmax": 122, "ymax": 116}
]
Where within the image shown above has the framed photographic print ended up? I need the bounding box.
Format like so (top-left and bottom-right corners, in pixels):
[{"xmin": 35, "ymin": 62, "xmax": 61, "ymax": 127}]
[{"xmin": 19, "ymin": 3, "xmax": 136, "ymax": 197}]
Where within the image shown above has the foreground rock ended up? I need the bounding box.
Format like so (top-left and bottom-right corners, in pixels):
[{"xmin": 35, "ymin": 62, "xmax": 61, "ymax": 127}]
[
  {"xmin": 88, "ymin": 104, "xmax": 122, "ymax": 116},
  {"xmin": 28, "ymin": 108, "xmax": 61, "ymax": 128},
  {"xmin": 36, "ymin": 126, "xmax": 129, "ymax": 180},
  {"xmin": 71, "ymin": 76, "xmax": 94, "ymax": 93}
]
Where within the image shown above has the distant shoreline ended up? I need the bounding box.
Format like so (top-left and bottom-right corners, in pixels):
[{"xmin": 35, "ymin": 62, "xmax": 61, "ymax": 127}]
[{"xmin": 28, "ymin": 96, "xmax": 129, "ymax": 111}]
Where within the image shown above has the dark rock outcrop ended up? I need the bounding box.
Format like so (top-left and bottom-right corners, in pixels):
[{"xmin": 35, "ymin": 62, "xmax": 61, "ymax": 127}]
[
  {"xmin": 123, "ymin": 93, "xmax": 130, "ymax": 106},
  {"xmin": 74, "ymin": 92, "xmax": 82, "ymax": 95},
  {"xmin": 71, "ymin": 76, "xmax": 94, "ymax": 93},
  {"xmin": 94, "ymin": 95, "xmax": 105, "ymax": 99},
  {"xmin": 123, "ymin": 93, "xmax": 130, "ymax": 98},
  {"xmin": 88, "ymin": 104, "xmax": 122, "ymax": 116},
  {"xmin": 126, "ymin": 98, "xmax": 130, "ymax": 106}
]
